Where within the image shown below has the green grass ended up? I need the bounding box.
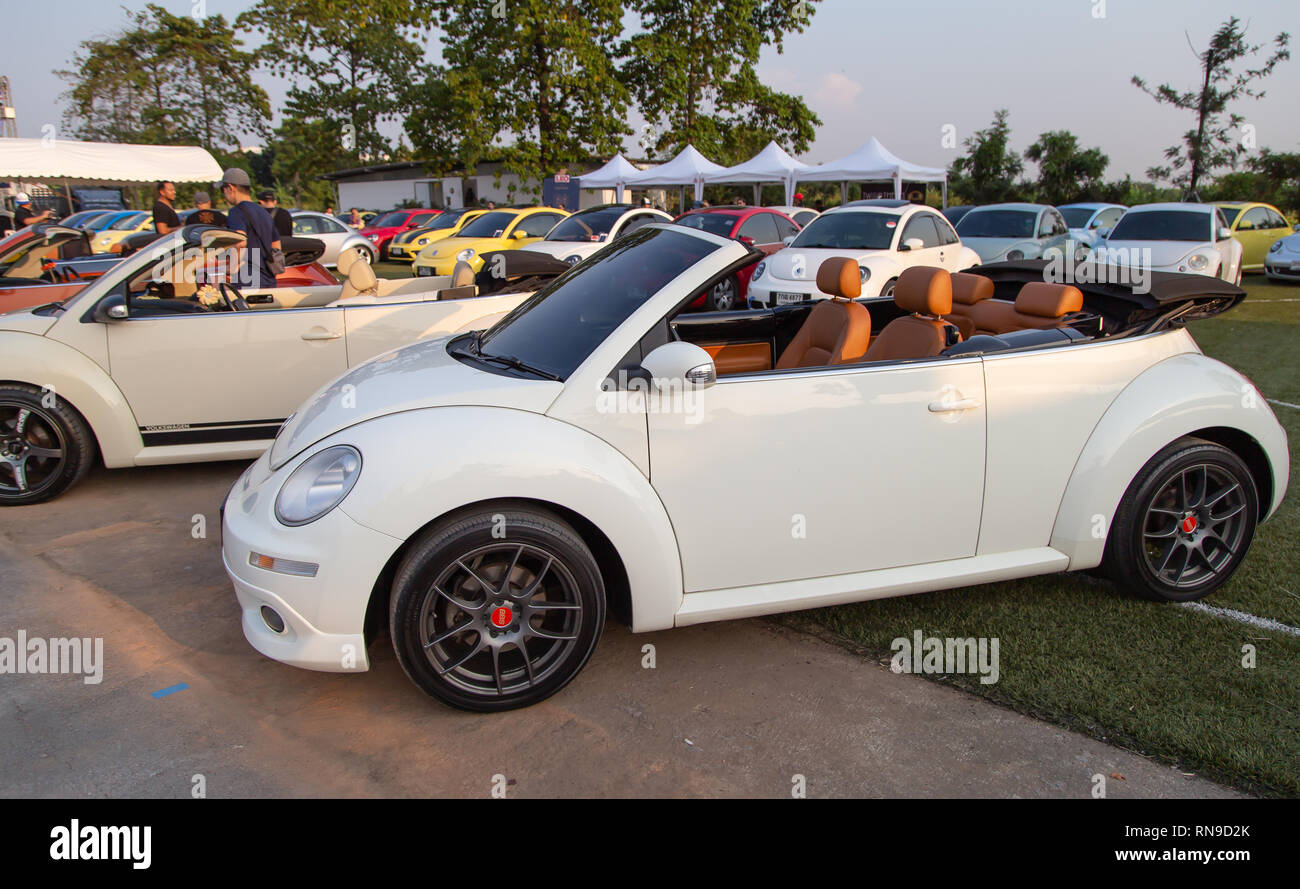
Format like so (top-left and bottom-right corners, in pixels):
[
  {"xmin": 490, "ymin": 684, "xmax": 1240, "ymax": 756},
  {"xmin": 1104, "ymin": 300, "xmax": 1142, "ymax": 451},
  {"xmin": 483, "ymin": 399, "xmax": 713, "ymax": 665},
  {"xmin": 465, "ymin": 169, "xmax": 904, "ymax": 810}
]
[{"xmin": 795, "ymin": 276, "xmax": 1300, "ymax": 796}]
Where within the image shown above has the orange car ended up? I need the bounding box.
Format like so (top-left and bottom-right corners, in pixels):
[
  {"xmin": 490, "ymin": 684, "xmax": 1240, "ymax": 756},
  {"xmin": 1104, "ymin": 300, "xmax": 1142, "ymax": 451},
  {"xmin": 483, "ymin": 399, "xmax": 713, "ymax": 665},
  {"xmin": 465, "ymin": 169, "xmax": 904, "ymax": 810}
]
[{"xmin": 0, "ymin": 225, "xmax": 95, "ymax": 313}]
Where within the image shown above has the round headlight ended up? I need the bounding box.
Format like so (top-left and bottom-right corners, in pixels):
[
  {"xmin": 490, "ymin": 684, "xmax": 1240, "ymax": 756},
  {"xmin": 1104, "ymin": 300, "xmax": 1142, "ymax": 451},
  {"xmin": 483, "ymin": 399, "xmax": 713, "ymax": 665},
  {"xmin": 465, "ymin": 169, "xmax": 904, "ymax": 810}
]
[
  {"xmin": 275, "ymin": 446, "xmax": 362, "ymax": 527},
  {"xmin": 859, "ymin": 265, "xmax": 871, "ymax": 283},
  {"xmin": 1186, "ymin": 253, "xmax": 1210, "ymax": 271},
  {"xmin": 416, "ymin": 237, "xmax": 428, "ymax": 246},
  {"xmin": 753, "ymin": 261, "xmax": 766, "ymax": 280},
  {"xmin": 366, "ymin": 234, "xmax": 379, "ymax": 242},
  {"xmin": 563, "ymin": 255, "xmax": 581, "ymax": 266},
  {"xmin": 1269, "ymin": 240, "xmax": 1283, "ymax": 253},
  {"xmin": 1005, "ymin": 249, "xmax": 1025, "ymax": 261},
  {"xmin": 456, "ymin": 248, "xmax": 476, "ymax": 262}
]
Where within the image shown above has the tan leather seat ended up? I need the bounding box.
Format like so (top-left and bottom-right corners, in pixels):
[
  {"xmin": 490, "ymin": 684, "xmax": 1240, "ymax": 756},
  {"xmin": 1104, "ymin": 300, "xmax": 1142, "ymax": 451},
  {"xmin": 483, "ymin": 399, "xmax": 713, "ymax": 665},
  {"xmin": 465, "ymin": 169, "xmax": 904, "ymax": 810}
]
[
  {"xmin": 336, "ymin": 247, "xmax": 365, "ymax": 277},
  {"xmin": 337, "ymin": 258, "xmax": 379, "ymax": 302},
  {"xmin": 863, "ymin": 266, "xmax": 958, "ymax": 362},
  {"xmin": 944, "ymin": 272, "xmax": 994, "ymax": 340},
  {"xmin": 774, "ymin": 257, "xmax": 871, "ymax": 369},
  {"xmin": 966, "ymin": 281, "xmax": 1083, "ymax": 336}
]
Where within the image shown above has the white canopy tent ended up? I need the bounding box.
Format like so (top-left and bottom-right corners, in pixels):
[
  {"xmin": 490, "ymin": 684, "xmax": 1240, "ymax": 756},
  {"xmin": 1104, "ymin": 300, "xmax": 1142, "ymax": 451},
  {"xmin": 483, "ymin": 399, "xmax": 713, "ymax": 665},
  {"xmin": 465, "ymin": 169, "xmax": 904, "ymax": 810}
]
[
  {"xmin": 622, "ymin": 144, "xmax": 724, "ymax": 202},
  {"xmin": 0, "ymin": 138, "xmax": 223, "ymax": 186},
  {"xmin": 703, "ymin": 141, "xmax": 810, "ymax": 205},
  {"xmin": 798, "ymin": 137, "xmax": 948, "ymax": 205},
  {"xmin": 576, "ymin": 152, "xmax": 641, "ymax": 202}
]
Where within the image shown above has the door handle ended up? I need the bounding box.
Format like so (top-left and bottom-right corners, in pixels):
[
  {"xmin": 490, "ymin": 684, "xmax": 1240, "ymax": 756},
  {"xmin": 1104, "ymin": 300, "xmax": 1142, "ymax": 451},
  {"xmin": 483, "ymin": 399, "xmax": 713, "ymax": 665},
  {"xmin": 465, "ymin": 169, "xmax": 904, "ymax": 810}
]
[
  {"xmin": 301, "ymin": 329, "xmax": 342, "ymax": 341},
  {"xmin": 928, "ymin": 397, "xmax": 981, "ymax": 412}
]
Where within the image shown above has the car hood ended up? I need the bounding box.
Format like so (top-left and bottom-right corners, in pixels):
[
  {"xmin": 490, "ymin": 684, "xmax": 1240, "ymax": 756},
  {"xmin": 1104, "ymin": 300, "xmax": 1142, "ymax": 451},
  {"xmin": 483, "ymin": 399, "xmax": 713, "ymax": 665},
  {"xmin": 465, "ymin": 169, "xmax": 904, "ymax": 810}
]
[
  {"xmin": 1097, "ymin": 240, "xmax": 1210, "ymax": 267},
  {"xmin": 762, "ymin": 246, "xmax": 885, "ymax": 282},
  {"xmin": 0, "ymin": 309, "xmax": 58, "ymax": 336},
  {"xmin": 269, "ymin": 335, "xmax": 563, "ymax": 469},
  {"xmin": 423, "ymin": 236, "xmax": 510, "ymax": 258},
  {"xmin": 1267, "ymin": 233, "xmax": 1300, "ymax": 254}
]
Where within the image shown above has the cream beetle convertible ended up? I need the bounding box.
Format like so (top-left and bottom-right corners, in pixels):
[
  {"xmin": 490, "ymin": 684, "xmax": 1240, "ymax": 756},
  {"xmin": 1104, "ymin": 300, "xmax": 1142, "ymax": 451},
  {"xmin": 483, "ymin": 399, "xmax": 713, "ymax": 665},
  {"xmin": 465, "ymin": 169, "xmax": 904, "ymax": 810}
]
[
  {"xmin": 221, "ymin": 223, "xmax": 1288, "ymax": 711},
  {"xmin": 0, "ymin": 226, "xmax": 531, "ymax": 504}
]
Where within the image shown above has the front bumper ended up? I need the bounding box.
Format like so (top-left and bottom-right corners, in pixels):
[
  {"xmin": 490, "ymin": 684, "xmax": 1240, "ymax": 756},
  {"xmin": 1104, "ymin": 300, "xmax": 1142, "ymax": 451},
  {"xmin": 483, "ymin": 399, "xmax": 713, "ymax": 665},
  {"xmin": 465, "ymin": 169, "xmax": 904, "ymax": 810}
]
[
  {"xmin": 221, "ymin": 452, "xmax": 404, "ymax": 673},
  {"xmin": 386, "ymin": 243, "xmax": 418, "ymax": 261},
  {"xmin": 1264, "ymin": 257, "xmax": 1300, "ymax": 280}
]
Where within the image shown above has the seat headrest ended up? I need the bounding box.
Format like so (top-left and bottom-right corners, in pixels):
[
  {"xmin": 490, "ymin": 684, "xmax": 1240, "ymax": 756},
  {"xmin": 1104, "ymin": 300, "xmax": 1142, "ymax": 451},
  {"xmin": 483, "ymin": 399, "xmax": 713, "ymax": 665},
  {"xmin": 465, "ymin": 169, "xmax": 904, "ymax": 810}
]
[
  {"xmin": 815, "ymin": 257, "xmax": 861, "ymax": 300},
  {"xmin": 344, "ymin": 258, "xmax": 378, "ymax": 296},
  {"xmin": 950, "ymin": 272, "xmax": 994, "ymax": 306},
  {"xmin": 895, "ymin": 266, "xmax": 952, "ymax": 316},
  {"xmin": 337, "ymin": 247, "xmax": 364, "ymax": 277},
  {"xmin": 451, "ymin": 260, "xmax": 476, "ymax": 288},
  {"xmin": 1016, "ymin": 282, "xmax": 1083, "ymax": 318}
]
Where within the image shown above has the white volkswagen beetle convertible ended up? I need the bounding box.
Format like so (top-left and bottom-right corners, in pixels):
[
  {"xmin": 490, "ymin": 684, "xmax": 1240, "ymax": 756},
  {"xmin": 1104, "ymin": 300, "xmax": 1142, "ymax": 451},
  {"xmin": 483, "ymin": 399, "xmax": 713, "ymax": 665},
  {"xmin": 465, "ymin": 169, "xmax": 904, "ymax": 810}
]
[
  {"xmin": 0, "ymin": 226, "xmax": 532, "ymax": 504},
  {"xmin": 221, "ymin": 224, "xmax": 1288, "ymax": 711}
]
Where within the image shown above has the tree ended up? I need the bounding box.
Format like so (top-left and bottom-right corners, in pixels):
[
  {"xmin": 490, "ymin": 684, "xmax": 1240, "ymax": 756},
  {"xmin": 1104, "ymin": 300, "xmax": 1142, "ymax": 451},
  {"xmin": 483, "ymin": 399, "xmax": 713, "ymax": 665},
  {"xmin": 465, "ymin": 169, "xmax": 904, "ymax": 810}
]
[
  {"xmin": 1133, "ymin": 17, "xmax": 1290, "ymax": 196},
  {"xmin": 412, "ymin": 0, "xmax": 631, "ymax": 195},
  {"xmin": 947, "ymin": 109, "xmax": 1025, "ymax": 204},
  {"xmin": 1023, "ymin": 130, "xmax": 1109, "ymax": 205},
  {"xmin": 237, "ymin": 0, "xmax": 431, "ymax": 164},
  {"xmin": 58, "ymin": 4, "xmax": 269, "ymax": 151},
  {"xmin": 1247, "ymin": 149, "xmax": 1300, "ymax": 215},
  {"xmin": 620, "ymin": 0, "xmax": 820, "ymax": 163}
]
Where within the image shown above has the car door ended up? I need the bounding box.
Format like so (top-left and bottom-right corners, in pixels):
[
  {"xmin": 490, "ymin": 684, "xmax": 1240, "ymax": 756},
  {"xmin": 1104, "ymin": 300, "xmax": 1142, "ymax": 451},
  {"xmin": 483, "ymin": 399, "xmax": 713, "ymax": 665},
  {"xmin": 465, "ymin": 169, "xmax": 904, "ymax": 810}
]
[
  {"xmin": 105, "ymin": 292, "xmax": 348, "ymax": 435},
  {"xmin": 1235, "ymin": 207, "xmax": 1273, "ymax": 268},
  {"xmin": 932, "ymin": 213, "xmax": 964, "ymax": 270},
  {"xmin": 509, "ymin": 212, "xmax": 566, "ymax": 247},
  {"xmin": 646, "ymin": 357, "xmax": 987, "ymax": 592},
  {"xmin": 898, "ymin": 213, "xmax": 944, "ymax": 270}
]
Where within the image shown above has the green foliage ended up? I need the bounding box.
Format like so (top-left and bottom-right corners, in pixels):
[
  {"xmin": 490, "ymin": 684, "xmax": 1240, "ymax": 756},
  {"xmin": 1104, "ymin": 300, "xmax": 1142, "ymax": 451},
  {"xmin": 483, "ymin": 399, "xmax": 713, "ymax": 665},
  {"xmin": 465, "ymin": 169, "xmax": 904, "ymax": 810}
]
[
  {"xmin": 57, "ymin": 4, "xmax": 269, "ymax": 151},
  {"xmin": 237, "ymin": 0, "xmax": 432, "ymax": 164},
  {"xmin": 1023, "ymin": 130, "xmax": 1108, "ymax": 205},
  {"xmin": 619, "ymin": 0, "xmax": 820, "ymax": 164},
  {"xmin": 947, "ymin": 110, "xmax": 1025, "ymax": 204},
  {"xmin": 412, "ymin": 0, "xmax": 631, "ymax": 197},
  {"xmin": 1133, "ymin": 17, "xmax": 1291, "ymax": 195}
]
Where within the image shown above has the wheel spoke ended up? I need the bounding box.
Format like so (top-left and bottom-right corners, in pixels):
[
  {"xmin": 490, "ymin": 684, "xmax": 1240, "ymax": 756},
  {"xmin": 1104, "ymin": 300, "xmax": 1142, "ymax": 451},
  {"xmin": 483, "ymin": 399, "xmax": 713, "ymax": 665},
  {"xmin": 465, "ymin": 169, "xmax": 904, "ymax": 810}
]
[
  {"xmin": 424, "ymin": 617, "xmax": 475, "ymax": 649},
  {"xmin": 11, "ymin": 460, "xmax": 27, "ymax": 492},
  {"xmin": 1210, "ymin": 501, "xmax": 1245, "ymax": 523},
  {"xmin": 15, "ymin": 408, "xmax": 30, "ymax": 434},
  {"xmin": 516, "ymin": 638, "xmax": 536, "ymax": 688},
  {"xmin": 1189, "ymin": 544, "xmax": 1217, "ymax": 575},
  {"xmin": 1205, "ymin": 482, "xmax": 1241, "ymax": 510},
  {"xmin": 456, "ymin": 558, "xmax": 496, "ymax": 596},
  {"xmin": 528, "ymin": 624, "xmax": 578, "ymax": 642},
  {"xmin": 501, "ymin": 545, "xmax": 524, "ymax": 594},
  {"xmin": 1172, "ymin": 544, "xmax": 1192, "ymax": 584},
  {"xmin": 433, "ymin": 634, "xmax": 485, "ymax": 675},
  {"xmin": 515, "ymin": 555, "xmax": 554, "ymax": 599},
  {"xmin": 434, "ymin": 583, "xmax": 484, "ymax": 613},
  {"xmin": 24, "ymin": 446, "xmax": 61, "ymax": 460},
  {"xmin": 529, "ymin": 600, "xmax": 581, "ymax": 611},
  {"xmin": 490, "ymin": 646, "xmax": 504, "ymax": 695}
]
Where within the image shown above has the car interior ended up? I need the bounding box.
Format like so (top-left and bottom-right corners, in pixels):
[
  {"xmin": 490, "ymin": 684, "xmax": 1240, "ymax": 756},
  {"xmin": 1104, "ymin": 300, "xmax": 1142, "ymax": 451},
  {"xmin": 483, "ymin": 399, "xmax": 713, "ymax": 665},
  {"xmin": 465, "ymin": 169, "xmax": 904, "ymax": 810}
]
[{"xmin": 657, "ymin": 259, "xmax": 1103, "ymax": 377}]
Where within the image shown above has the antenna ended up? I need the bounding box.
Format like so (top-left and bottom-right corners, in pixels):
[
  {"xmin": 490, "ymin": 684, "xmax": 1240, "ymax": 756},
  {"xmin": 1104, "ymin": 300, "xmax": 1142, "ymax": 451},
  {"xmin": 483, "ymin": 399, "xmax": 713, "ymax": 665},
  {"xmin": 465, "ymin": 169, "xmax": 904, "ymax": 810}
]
[{"xmin": 0, "ymin": 76, "xmax": 16, "ymax": 137}]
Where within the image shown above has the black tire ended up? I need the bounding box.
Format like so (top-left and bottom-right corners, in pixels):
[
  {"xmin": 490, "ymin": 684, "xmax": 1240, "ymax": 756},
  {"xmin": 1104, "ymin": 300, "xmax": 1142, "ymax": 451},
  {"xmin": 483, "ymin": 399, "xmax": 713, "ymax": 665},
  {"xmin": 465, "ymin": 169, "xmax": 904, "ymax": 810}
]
[
  {"xmin": 389, "ymin": 504, "xmax": 606, "ymax": 711},
  {"xmin": 0, "ymin": 384, "xmax": 96, "ymax": 506},
  {"xmin": 704, "ymin": 275, "xmax": 740, "ymax": 311},
  {"xmin": 1101, "ymin": 438, "xmax": 1258, "ymax": 602},
  {"xmin": 879, "ymin": 277, "xmax": 898, "ymax": 299}
]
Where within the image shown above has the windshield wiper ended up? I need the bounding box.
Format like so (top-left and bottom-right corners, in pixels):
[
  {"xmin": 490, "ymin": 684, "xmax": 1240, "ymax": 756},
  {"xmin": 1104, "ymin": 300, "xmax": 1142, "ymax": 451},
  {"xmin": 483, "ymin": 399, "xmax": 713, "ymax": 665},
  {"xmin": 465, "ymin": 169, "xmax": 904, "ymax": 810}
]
[{"xmin": 476, "ymin": 351, "xmax": 561, "ymax": 381}]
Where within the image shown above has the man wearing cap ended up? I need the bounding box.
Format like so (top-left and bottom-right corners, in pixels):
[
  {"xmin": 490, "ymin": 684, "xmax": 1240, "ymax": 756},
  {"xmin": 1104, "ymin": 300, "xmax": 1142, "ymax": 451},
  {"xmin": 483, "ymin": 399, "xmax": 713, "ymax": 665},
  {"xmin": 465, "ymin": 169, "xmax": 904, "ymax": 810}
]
[
  {"xmin": 12, "ymin": 193, "xmax": 53, "ymax": 229},
  {"xmin": 185, "ymin": 191, "xmax": 227, "ymax": 227},
  {"xmin": 258, "ymin": 190, "xmax": 293, "ymax": 239},
  {"xmin": 218, "ymin": 168, "xmax": 280, "ymax": 290},
  {"xmin": 152, "ymin": 181, "xmax": 181, "ymax": 235}
]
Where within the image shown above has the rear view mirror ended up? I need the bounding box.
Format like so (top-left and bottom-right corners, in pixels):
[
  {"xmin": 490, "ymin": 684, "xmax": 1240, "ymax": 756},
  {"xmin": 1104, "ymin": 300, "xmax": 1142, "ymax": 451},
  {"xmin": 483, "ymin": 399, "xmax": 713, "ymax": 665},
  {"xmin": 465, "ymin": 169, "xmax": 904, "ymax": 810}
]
[
  {"xmin": 899, "ymin": 237, "xmax": 924, "ymax": 252},
  {"xmin": 641, "ymin": 341, "xmax": 715, "ymax": 389}
]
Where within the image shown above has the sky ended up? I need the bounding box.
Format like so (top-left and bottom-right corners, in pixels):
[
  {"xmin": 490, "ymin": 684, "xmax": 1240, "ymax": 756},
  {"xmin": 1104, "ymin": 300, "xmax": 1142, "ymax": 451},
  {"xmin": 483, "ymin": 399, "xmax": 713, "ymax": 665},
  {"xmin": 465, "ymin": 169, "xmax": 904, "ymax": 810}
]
[{"xmin": 5, "ymin": 0, "xmax": 1297, "ymax": 180}]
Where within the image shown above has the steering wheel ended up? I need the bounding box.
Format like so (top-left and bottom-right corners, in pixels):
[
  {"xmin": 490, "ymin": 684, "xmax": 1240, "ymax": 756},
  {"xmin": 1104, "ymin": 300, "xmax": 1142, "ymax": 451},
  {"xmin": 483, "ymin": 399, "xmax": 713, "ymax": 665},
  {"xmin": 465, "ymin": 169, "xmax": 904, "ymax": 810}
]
[{"xmin": 218, "ymin": 282, "xmax": 248, "ymax": 312}]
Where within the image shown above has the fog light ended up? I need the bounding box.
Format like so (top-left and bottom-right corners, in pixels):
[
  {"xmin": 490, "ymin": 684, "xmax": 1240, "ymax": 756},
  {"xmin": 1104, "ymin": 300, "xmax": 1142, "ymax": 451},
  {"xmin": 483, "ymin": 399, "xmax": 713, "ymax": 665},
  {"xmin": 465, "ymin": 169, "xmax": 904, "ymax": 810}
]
[
  {"xmin": 249, "ymin": 551, "xmax": 319, "ymax": 577},
  {"xmin": 260, "ymin": 605, "xmax": 286, "ymax": 634}
]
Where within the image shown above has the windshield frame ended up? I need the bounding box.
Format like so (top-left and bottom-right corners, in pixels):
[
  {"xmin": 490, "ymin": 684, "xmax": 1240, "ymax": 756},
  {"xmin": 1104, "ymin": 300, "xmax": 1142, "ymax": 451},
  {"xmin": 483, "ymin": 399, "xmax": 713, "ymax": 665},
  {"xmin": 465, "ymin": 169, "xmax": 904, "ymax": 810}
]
[
  {"xmin": 789, "ymin": 210, "xmax": 900, "ymax": 251},
  {"xmin": 1108, "ymin": 209, "xmax": 1212, "ymax": 242}
]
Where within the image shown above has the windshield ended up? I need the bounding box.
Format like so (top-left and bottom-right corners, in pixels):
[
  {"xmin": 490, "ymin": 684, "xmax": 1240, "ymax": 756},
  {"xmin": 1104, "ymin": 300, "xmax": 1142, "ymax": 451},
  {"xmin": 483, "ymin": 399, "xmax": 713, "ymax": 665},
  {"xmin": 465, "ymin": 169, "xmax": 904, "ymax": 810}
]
[
  {"xmin": 474, "ymin": 227, "xmax": 717, "ymax": 380},
  {"xmin": 110, "ymin": 212, "xmax": 147, "ymax": 231},
  {"xmin": 85, "ymin": 213, "xmax": 126, "ymax": 232},
  {"xmin": 675, "ymin": 213, "xmax": 736, "ymax": 237},
  {"xmin": 956, "ymin": 210, "xmax": 1037, "ymax": 238},
  {"xmin": 1217, "ymin": 206, "xmax": 1242, "ymax": 225},
  {"xmin": 457, "ymin": 211, "xmax": 517, "ymax": 238},
  {"xmin": 1060, "ymin": 208, "xmax": 1096, "ymax": 228},
  {"xmin": 790, "ymin": 211, "xmax": 896, "ymax": 250},
  {"xmin": 546, "ymin": 207, "xmax": 627, "ymax": 242},
  {"xmin": 424, "ymin": 210, "xmax": 469, "ymax": 230},
  {"xmin": 1108, "ymin": 210, "xmax": 1209, "ymax": 242},
  {"xmin": 370, "ymin": 211, "xmax": 407, "ymax": 228}
]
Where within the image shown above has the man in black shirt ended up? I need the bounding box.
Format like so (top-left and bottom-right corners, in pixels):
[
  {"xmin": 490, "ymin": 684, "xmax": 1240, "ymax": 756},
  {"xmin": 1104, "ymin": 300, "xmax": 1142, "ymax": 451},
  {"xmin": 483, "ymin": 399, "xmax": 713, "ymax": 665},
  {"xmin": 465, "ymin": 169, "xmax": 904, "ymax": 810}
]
[
  {"xmin": 152, "ymin": 181, "xmax": 181, "ymax": 235},
  {"xmin": 12, "ymin": 193, "xmax": 53, "ymax": 228},
  {"xmin": 185, "ymin": 191, "xmax": 227, "ymax": 227},
  {"xmin": 258, "ymin": 190, "xmax": 293, "ymax": 238}
]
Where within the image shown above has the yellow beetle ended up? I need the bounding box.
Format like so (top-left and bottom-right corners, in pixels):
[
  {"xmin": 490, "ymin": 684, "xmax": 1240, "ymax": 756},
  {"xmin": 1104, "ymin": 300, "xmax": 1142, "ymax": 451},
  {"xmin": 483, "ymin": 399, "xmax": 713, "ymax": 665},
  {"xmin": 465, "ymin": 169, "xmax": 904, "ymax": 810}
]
[
  {"xmin": 387, "ymin": 208, "xmax": 489, "ymax": 262},
  {"xmin": 410, "ymin": 206, "xmax": 570, "ymax": 277},
  {"xmin": 92, "ymin": 211, "xmax": 154, "ymax": 253},
  {"xmin": 1213, "ymin": 202, "xmax": 1292, "ymax": 272}
]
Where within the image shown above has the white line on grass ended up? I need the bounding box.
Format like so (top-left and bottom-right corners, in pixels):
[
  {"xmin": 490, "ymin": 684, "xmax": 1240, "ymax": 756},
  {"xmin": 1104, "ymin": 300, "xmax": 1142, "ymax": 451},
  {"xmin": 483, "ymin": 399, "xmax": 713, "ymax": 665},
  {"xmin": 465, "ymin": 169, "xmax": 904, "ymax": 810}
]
[
  {"xmin": 1267, "ymin": 399, "xmax": 1300, "ymax": 410},
  {"xmin": 1180, "ymin": 601, "xmax": 1300, "ymax": 637}
]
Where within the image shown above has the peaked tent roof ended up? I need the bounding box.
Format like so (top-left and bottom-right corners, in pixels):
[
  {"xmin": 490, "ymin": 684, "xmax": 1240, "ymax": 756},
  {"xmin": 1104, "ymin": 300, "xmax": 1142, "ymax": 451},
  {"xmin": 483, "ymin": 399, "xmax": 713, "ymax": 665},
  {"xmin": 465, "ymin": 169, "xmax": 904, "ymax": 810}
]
[
  {"xmin": 704, "ymin": 141, "xmax": 810, "ymax": 184},
  {"xmin": 798, "ymin": 137, "xmax": 947, "ymax": 183},
  {"xmin": 623, "ymin": 145, "xmax": 725, "ymax": 200},
  {"xmin": 0, "ymin": 137, "xmax": 224, "ymax": 186},
  {"xmin": 576, "ymin": 152, "xmax": 641, "ymax": 188}
]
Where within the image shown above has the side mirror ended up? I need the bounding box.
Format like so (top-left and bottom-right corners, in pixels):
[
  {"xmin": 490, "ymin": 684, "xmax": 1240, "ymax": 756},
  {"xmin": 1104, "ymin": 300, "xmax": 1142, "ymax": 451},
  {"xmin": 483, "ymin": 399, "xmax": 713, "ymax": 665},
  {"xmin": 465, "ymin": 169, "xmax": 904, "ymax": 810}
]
[
  {"xmin": 93, "ymin": 293, "xmax": 128, "ymax": 322},
  {"xmin": 1096, "ymin": 227, "xmax": 1111, "ymax": 240},
  {"xmin": 511, "ymin": 230, "xmax": 527, "ymax": 239},
  {"xmin": 1217, "ymin": 226, "xmax": 1233, "ymax": 240},
  {"xmin": 641, "ymin": 341, "xmax": 715, "ymax": 389},
  {"xmin": 899, "ymin": 237, "xmax": 924, "ymax": 252},
  {"xmin": 781, "ymin": 235, "xmax": 796, "ymax": 246},
  {"xmin": 737, "ymin": 235, "xmax": 755, "ymax": 246}
]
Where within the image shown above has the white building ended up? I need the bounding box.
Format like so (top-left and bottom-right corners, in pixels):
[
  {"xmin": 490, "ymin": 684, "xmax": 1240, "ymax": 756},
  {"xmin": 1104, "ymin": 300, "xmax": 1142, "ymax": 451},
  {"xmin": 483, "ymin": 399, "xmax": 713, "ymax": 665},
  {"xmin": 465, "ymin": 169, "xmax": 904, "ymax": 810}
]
[{"xmin": 323, "ymin": 160, "xmax": 620, "ymax": 212}]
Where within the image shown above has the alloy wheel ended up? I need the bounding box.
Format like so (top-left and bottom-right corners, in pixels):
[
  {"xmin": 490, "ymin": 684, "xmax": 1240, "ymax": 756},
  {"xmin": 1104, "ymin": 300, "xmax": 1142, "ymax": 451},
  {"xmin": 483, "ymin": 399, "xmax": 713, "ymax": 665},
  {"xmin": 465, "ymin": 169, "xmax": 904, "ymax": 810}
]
[
  {"xmin": 0, "ymin": 402, "xmax": 67, "ymax": 497},
  {"xmin": 1141, "ymin": 462, "xmax": 1249, "ymax": 589}
]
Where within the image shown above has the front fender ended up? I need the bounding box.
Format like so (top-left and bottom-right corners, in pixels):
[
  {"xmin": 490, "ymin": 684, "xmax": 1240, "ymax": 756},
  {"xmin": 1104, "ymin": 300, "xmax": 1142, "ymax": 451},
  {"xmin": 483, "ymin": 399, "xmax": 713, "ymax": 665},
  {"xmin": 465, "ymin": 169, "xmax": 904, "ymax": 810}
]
[
  {"xmin": 1050, "ymin": 352, "xmax": 1289, "ymax": 568},
  {"xmin": 335, "ymin": 405, "xmax": 683, "ymax": 632},
  {"xmin": 0, "ymin": 330, "xmax": 141, "ymax": 467}
]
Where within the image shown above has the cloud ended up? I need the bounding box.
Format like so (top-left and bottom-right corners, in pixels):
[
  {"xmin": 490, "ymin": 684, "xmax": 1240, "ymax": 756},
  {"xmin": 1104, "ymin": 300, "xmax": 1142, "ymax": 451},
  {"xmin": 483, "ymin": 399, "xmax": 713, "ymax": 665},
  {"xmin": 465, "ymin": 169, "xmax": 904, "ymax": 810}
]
[{"xmin": 813, "ymin": 72, "xmax": 862, "ymax": 110}]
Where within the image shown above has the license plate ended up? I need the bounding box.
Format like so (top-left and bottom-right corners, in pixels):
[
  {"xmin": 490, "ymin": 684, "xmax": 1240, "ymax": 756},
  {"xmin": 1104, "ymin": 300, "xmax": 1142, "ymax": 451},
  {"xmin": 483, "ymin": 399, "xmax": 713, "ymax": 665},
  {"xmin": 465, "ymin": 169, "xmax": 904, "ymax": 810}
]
[
  {"xmin": 773, "ymin": 291, "xmax": 805, "ymax": 305},
  {"xmin": 416, "ymin": 266, "xmax": 433, "ymax": 276},
  {"xmin": 390, "ymin": 247, "xmax": 405, "ymax": 255}
]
